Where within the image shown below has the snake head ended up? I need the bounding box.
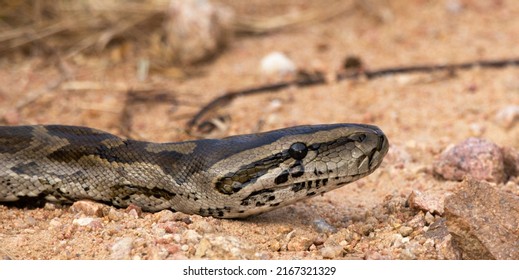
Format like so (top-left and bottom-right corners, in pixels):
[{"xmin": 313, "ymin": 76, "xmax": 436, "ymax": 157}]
[{"xmin": 202, "ymin": 123, "xmax": 389, "ymax": 218}]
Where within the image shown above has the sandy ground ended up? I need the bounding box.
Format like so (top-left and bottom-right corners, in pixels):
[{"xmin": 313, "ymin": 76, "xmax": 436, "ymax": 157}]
[{"xmin": 1, "ymin": 0, "xmax": 518, "ymax": 259}]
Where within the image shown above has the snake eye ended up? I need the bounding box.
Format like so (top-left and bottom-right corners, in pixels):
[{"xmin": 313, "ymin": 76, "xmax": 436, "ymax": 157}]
[{"xmin": 289, "ymin": 142, "xmax": 308, "ymax": 160}]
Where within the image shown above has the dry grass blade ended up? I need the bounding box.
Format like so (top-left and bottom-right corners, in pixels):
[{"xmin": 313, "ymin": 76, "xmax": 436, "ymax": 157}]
[{"xmin": 0, "ymin": 0, "xmax": 166, "ymax": 55}]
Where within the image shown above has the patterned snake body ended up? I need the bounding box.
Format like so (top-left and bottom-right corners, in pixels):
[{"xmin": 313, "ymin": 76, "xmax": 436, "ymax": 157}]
[{"xmin": 0, "ymin": 124, "xmax": 388, "ymax": 218}]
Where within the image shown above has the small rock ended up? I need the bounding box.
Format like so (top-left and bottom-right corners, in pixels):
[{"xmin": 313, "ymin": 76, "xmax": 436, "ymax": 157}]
[
  {"xmin": 191, "ymin": 220, "xmax": 214, "ymax": 234},
  {"xmin": 495, "ymin": 105, "xmax": 519, "ymax": 129},
  {"xmin": 468, "ymin": 123, "xmax": 485, "ymax": 136},
  {"xmin": 260, "ymin": 52, "xmax": 296, "ymax": 78},
  {"xmin": 181, "ymin": 217, "xmax": 193, "ymax": 225},
  {"xmin": 127, "ymin": 209, "xmax": 140, "ymax": 219},
  {"xmin": 436, "ymin": 234, "xmax": 461, "ymax": 260},
  {"xmin": 43, "ymin": 202, "xmax": 57, "ymax": 210},
  {"xmin": 72, "ymin": 217, "xmax": 94, "ymax": 226},
  {"xmin": 287, "ymin": 236, "xmax": 313, "ymax": 251},
  {"xmin": 156, "ymin": 234, "xmax": 175, "ymax": 244},
  {"xmin": 268, "ymin": 240, "xmax": 281, "ymax": 252},
  {"xmin": 424, "ymin": 212, "xmax": 435, "ymax": 225},
  {"xmin": 433, "ymin": 138, "xmax": 506, "ymax": 183},
  {"xmin": 161, "ymin": 221, "xmax": 180, "ymax": 234},
  {"xmin": 359, "ymin": 223, "xmax": 374, "ymax": 236},
  {"xmin": 193, "ymin": 234, "xmax": 256, "ymax": 259},
  {"xmin": 423, "ymin": 238, "xmax": 435, "ymax": 248},
  {"xmin": 399, "ymin": 226, "xmax": 414, "ymax": 237},
  {"xmin": 391, "ymin": 234, "xmax": 405, "ymax": 248},
  {"xmin": 399, "ymin": 248, "xmax": 416, "ymax": 260},
  {"xmin": 125, "ymin": 204, "xmax": 142, "ymax": 218},
  {"xmin": 110, "ymin": 237, "xmax": 134, "ymax": 259},
  {"xmin": 445, "ymin": 179, "xmax": 519, "ymax": 259},
  {"xmin": 423, "ymin": 218, "xmax": 450, "ymax": 241},
  {"xmin": 173, "ymin": 234, "xmax": 182, "ymax": 243},
  {"xmin": 155, "ymin": 210, "xmax": 176, "ymax": 222},
  {"xmin": 278, "ymin": 225, "xmax": 293, "ymax": 234},
  {"xmin": 70, "ymin": 200, "xmax": 105, "ymax": 217},
  {"xmin": 407, "ymin": 212, "xmax": 426, "ymax": 229},
  {"xmin": 313, "ymin": 218, "xmax": 337, "ymax": 233},
  {"xmin": 320, "ymin": 245, "xmax": 343, "ymax": 259},
  {"xmin": 194, "ymin": 238, "xmax": 212, "ymax": 258},
  {"xmin": 408, "ymin": 190, "xmax": 444, "ymax": 215},
  {"xmin": 313, "ymin": 233, "xmax": 328, "ymax": 246},
  {"xmin": 171, "ymin": 211, "xmax": 192, "ymax": 223},
  {"xmin": 49, "ymin": 218, "xmax": 61, "ymax": 228},
  {"xmin": 107, "ymin": 208, "xmax": 125, "ymax": 221},
  {"xmin": 182, "ymin": 229, "xmax": 201, "ymax": 244}
]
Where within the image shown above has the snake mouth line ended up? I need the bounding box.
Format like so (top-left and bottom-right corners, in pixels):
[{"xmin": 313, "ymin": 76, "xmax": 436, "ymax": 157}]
[{"xmin": 288, "ymin": 134, "xmax": 388, "ymax": 192}]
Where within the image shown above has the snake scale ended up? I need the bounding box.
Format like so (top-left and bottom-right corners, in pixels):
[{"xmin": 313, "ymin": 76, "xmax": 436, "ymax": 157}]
[{"xmin": 0, "ymin": 123, "xmax": 388, "ymax": 218}]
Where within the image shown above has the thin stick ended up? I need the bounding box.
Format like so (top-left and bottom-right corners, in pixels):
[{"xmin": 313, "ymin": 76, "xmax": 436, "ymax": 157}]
[{"xmin": 187, "ymin": 57, "xmax": 519, "ymax": 132}]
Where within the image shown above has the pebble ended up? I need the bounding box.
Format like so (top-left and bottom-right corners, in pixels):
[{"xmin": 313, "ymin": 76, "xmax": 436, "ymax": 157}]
[
  {"xmin": 154, "ymin": 210, "xmax": 176, "ymax": 222},
  {"xmin": 313, "ymin": 233, "xmax": 328, "ymax": 246},
  {"xmin": 360, "ymin": 223, "xmax": 375, "ymax": 236},
  {"xmin": 313, "ymin": 218, "xmax": 338, "ymax": 233},
  {"xmin": 436, "ymin": 235, "xmax": 461, "ymax": 260},
  {"xmin": 407, "ymin": 212, "xmax": 426, "ymax": 229},
  {"xmin": 70, "ymin": 200, "xmax": 105, "ymax": 217},
  {"xmin": 190, "ymin": 220, "xmax": 214, "ymax": 234},
  {"xmin": 424, "ymin": 212, "xmax": 435, "ymax": 225},
  {"xmin": 399, "ymin": 226, "xmax": 414, "ymax": 237},
  {"xmin": 72, "ymin": 217, "xmax": 94, "ymax": 226},
  {"xmin": 278, "ymin": 225, "xmax": 293, "ymax": 234},
  {"xmin": 107, "ymin": 208, "xmax": 125, "ymax": 221},
  {"xmin": 182, "ymin": 229, "xmax": 201, "ymax": 244},
  {"xmin": 193, "ymin": 234, "xmax": 256, "ymax": 259},
  {"xmin": 49, "ymin": 218, "xmax": 61, "ymax": 228},
  {"xmin": 260, "ymin": 52, "xmax": 296, "ymax": 78},
  {"xmin": 194, "ymin": 238, "xmax": 212, "ymax": 257},
  {"xmin": 110, "ymin": 237, "xmax": 134, "ymax": 259},
  {"xmin": 495, "ymin": 105, "xmax": 519, "ymax": 129},
  {"xmin": 287, "ymin": 236, "xmax": 313, "ymax": 251},
  {"xmin": 126, "ymin": 208, "xmax": 141, "ymax": 219},
  {"xmin": 320, "ymin": 245, "xmax": 343, "ymax": 259},
  {"xmin": 408, "ymin": 190, "xmax": 444, "ymax": 215},
  {"xmin": 173, "ymin": 234, "xmax": 182, "ymax": 243},
  {"xmin": 268, "ymin": 240, "xmax": 281, "ymax": 252},
  {"xmin": 433, "ymin": 138, "xmax": 506, "ymax": 183},
  {"xmin": 161, "ymin": 221, "xmax": 180, "ymax": 234},
  {"xmin": 156, "ymin": 234, "xmax": 175, "ymax": 244},
  {"xmin": 166, "ymin": 244, "xmax": 180, "ymax": 255},
  {"xmin": 391, "ymin": 234, "xmax": 405, "ymax": 248}
]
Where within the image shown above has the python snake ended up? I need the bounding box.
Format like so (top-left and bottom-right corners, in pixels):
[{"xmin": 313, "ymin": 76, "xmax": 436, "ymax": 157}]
[{"xmin": 0, "ymin": 124, "xmax": 388, "ymax": 218}]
